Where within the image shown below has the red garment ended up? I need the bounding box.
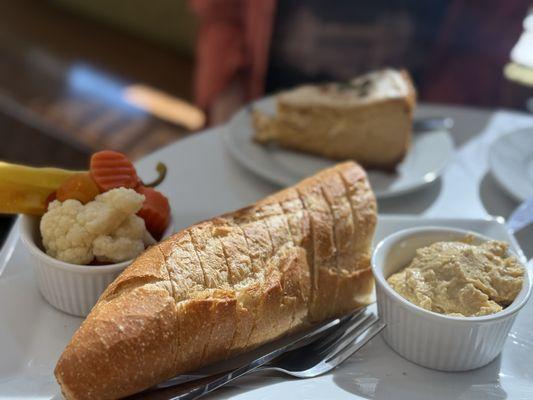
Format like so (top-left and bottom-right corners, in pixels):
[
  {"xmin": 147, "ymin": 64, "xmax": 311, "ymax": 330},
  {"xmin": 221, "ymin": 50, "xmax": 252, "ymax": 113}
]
[
  {"xmin": 189, "ymin": 0, "xmax": 276, "ymax": 110},
  {"xmin": 422, "ymin": 0, "xmax": 529, "ymax": 105},
  {"xmin": 190, "ymin": 0, "xmax": 530, "ymax": 112}
]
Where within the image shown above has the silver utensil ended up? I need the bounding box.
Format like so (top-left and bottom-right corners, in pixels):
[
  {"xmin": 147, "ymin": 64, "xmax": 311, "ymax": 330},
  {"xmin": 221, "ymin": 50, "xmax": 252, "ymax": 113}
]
[
  {"xmin": 155, "ymin": 308, "xmax": 364, "ymax": 390},
  {"xmin": 0, "ymin": 216, "xmax": 19, "ymax": 278},
  {"xmin": 253, "ymin": 310, "xmax": 383, "ymax": 378},
  {"xmin": 507, "ymin": 197, "xmax": 533, "ymax": 261},
  {"xmin": 139, "ymin": 308, "xmax": 384, "ymax": 400},
  {"xmin": 507, "ymin": 197, "xmax": 533, "ymax": 234},
  {"xmin": 413, "ymin": 117, "xmax": 454, "ymax": 132}
]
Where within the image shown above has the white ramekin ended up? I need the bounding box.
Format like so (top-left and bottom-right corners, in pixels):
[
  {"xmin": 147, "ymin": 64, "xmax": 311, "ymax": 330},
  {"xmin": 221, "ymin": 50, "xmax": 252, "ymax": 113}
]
[
  {"xmin": 372, "ymin": 226, "xmax": 532, "ymax": 371},
  {"xmin": 19, "ymin": 215, "xmax": 174, "ymax": 317}
]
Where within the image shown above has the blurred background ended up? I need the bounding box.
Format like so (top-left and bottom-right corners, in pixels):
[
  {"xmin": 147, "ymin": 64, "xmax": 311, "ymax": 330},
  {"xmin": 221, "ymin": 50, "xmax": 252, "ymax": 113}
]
[{"xmin": 0, "ymin": 0, "xmax": 532, "ymax": 171}]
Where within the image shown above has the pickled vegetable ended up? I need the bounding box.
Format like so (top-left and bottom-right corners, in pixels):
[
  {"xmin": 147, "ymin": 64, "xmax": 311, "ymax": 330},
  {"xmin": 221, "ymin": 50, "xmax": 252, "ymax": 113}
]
[
  {"xmin": 90, "ymin": 150, "xmax": 139, "ymax": 191},
  {"xmin": 142, "ymin": 162, "xmax": 167, "ymax": 188},
  {"xmin": 0, "ymin": 161, "xmax": 80, "ymax": 190},
  {"xmin": 136, "ymin": 186, "xmax": 170, "ymax": 239},
  {"xmin": 0, "ymin": 161, "xmax": 81, "ymax": 215},
  {"xmin": 56, "ymin": 173, "xmax": 100, "ymax": 204},
  {"xmin": 0, "ymin": 181, "xmax": 52, "ymax": 215}
]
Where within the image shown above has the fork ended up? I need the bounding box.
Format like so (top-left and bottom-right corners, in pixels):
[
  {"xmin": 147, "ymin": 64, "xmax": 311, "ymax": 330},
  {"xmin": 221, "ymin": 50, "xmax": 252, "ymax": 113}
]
[
  {"xmin": 262, "ymin": 309, "xmax": 384, "ymax": 378},
  {"xmin": 413, "ymin": 116, "xmax": 454, "ymax": 133},
  {"xmin": 140, "ymin": 309, "xmax": 385, "ymax": 400}
]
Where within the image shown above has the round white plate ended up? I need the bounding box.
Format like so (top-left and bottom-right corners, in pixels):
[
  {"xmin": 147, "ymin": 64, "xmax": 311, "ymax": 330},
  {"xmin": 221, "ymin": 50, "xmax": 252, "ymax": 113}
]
[
  {"xmin": 222, "ymin": 97, "xmax": 454, "ymax": 198},
  {"xmin": 489, "ymin": 128, "xmax": 533, "ymax": 202}
]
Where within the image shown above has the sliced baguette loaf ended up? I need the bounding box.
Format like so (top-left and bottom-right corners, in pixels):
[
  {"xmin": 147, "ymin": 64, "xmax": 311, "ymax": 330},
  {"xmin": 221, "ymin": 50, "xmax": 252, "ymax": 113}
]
[
  {"xmin": 55, "ymin": 161, "xmax": 377, "ymax": 400},
  {"xmin": 253, "ymin": 69, "xmax": 416, "ymax": 170}
]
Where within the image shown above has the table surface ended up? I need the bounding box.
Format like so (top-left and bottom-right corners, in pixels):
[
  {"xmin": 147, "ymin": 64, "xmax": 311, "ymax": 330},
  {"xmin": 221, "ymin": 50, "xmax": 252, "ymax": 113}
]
[
  {"xmin": 2, "ymin": 102, "xmax": 533, "ymax": 400},
  {"xmin": 136, "ymin": 103, "xmax": 533, "ymax": 256}
]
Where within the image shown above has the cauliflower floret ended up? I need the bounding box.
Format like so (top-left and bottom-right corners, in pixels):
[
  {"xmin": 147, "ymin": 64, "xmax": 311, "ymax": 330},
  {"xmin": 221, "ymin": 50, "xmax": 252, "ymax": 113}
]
[
  {"xmin": 40, "ymin": 188, "xmax": 153, "ymax": 265},
  {"xmin": 93, "ymin": 214, "xmax": 154, "ymax": 263},
  {"xmin": 41, "ymin": 199, "xmax": 94, "ymax": 264},
  {"xmin": 77, "ymin": 187, "xmax": 145, "ymax": 235}
]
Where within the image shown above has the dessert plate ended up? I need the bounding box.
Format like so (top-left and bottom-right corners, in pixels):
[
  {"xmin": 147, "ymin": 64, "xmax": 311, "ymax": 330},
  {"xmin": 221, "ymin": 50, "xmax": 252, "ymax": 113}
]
[
  {"xmin": 222, "ymin": 97, "xmax": 454, "ymax": 198},
  {"xmin": 489, "ymin": 128, "xmax": 533, "ymax": 202},
  {"xmin": 0, "ymin": 215, "xmax": 530, "ymax": 400}
]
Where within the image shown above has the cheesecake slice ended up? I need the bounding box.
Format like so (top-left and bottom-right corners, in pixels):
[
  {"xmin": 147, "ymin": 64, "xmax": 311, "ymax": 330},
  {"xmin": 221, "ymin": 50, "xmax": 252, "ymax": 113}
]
[{"xmin": 253, "ymin": 69, "xmax": 416, "ymax": 170}]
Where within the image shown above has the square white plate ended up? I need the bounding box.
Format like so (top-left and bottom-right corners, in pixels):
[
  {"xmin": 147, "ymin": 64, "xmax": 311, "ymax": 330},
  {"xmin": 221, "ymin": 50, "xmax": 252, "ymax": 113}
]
[{"xmin": 0, "ymin": 216, "xmax": 531, "ymax": 400}]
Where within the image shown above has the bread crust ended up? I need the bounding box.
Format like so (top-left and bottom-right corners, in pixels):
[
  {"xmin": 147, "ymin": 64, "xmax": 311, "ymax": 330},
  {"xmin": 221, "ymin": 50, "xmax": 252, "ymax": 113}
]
[{"xmin": 55, "ymin": 161, "xmax": 377, "ymax": 400}]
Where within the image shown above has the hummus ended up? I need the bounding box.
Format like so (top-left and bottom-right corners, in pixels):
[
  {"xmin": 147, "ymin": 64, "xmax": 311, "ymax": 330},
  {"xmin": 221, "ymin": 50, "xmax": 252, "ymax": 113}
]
[{"xmin": 387, "ymin": 239, "xmax": 524, "ymax": 317}]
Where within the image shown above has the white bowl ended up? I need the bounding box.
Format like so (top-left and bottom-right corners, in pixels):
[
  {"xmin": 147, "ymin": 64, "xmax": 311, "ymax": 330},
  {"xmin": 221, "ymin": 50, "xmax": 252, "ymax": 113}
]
[
  {"xmin": 19, "ymin": 215, "xmax": 174, "ymax": 317},
  {"xmin": 372, "ymin": 226, "xmax": 532, "ymax": 371}
]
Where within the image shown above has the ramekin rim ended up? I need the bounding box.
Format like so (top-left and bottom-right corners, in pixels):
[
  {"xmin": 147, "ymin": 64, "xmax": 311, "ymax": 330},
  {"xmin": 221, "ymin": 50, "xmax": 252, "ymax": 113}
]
[{"xmin": 19, "ymin": 214, "xmax": 174, "ymax": 274}]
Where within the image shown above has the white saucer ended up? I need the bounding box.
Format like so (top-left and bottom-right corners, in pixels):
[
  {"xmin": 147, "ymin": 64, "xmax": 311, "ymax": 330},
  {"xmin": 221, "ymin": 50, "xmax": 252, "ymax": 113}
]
[
  {"xmin": 489, "ymin": 128, "xmax": 533, "ymax": 202},
  {"xmin": 222, "ymin": 97, "xmax": 454, "ymax": 199}
]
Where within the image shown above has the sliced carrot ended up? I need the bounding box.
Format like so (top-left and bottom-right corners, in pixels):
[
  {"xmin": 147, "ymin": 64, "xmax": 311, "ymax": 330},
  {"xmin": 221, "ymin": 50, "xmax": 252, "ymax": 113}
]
[
  {"xmin": 89, "ymin": 150, "xmax": 139, "ymax": 192},
  {"xmin": 136, "ymin": 186, "xmax": 170, "ymax": 240},
  {"xmin": 56, "ymin": 173, "xmax": 100, "ymax": 204}
]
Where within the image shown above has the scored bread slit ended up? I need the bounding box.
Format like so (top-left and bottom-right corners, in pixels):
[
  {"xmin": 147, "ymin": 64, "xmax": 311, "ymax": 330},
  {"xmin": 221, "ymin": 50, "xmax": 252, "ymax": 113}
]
[
  {"xmin": 185, "ymin": 231, "xmax": 209, "ymax": 290},
  {"xmin": 233, "ymin": 220, "xmax": 264, "ymax": 348},
  {"xmin": 321, "ymin": 171, "xmax": 362, "ymax": 315},
  {"xmin": 217, "ymin": 237, "xmax": 234, "ymax": 285},
  {"xmin": 238, "ymin": 235, "xmax": 263, "ymax": 350},
  {"xmin": 319, "ymin": 185, "xmax": 341, "ymax": 316},
  {"xmin": 248, "ymin": 216, "xmax": 282, "ymax": 346},
  {"xmin": 163, "ymin": 231, "xmax": 210, "ymax": 372},
  {"xmin": 188, "ymin": 233, "xmax": 208, "ymax": 290},
  {"xmin": 156, "ymin": 246, "xmax": 177, "ymax": 301},
  {"xmin": 258, "ymin": 205, "xmax": 298, "ymax": 336},
  {"xmin": 337, "ymin": 168, "xmax": 376, "ymax": 257},
  {"xmin": 310, "ymin": 184, "xmax": 338, "ymax": 319},
  {"xmin": 275, "ymin": 201, "xmax": 295, "ymax": 245},
  {"xmin": 225, "ymin": 220, "xmax": 258, "ymax": 352},
  {"xmin": 232, "ymin": 215, "xmax": 273, "ymax": 350},
  {"xmin": 211, "ymin": 234, "xmax": 238, "ymax": 361},
  {"xmin": 294, "ymin": 188, "xmax": 318, "ymax": 319},
  {"xmin": 155, "ymin": 246, "xmax": 181, "ymax": 373},
  {"xmin": 297, "ymin": 183, "xmax": 339, "ymax": 323},
  {"xmin": 214, "ymin": 225, "xmax": 239, "ymax": 355},
  {"xmin": 336, "ymin": 168, "xmax": 376, "ymax": 311},
  {"xmin": 190, "ymin": 223, "xmax": 237, "ymax": 365},
  {"xmin": 275, "ymin": 201, "xmax": 302, "ymax": 331},
  {"xmin": 264, "ymin": 202, "xmax": 298, "ymax": 334},
  {"xmin": 210, "ymin": 218, "xmax": 263, "ymax": 355},
  {"xmin": 188, "ymin": 229, "xmax": 218, "ymax": 366},
  {"xmin": 238, "ymin": 203, "xmax": 300, "ymax": 348},
  {"xmin": 193, "ymin": 223, "xmax": 232, "ymax": 285},
  {"xmin": 99, "ymin": 276, "xmax": 164, "ymax": 303},
  {"xmin": 260, "ymin": 218, "xmax": 276, "ymax": 257},
  {"xmin": 337, "ymin": 171, "xmax": 359, "ymax": 251},
  {"xmin": 280, "ymin": 193, "xmax": 312, "ymax": 326}
]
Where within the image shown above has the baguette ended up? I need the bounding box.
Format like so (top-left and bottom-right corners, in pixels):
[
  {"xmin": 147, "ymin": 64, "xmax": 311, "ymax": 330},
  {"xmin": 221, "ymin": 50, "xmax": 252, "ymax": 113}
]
[{"xmin": 55, "ymin": 161, "xmax": 377, "ymax": 400}]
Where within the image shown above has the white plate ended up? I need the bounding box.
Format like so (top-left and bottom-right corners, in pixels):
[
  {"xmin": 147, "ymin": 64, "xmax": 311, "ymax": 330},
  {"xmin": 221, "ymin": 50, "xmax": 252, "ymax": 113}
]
[
  {"xmin": 0, "ymin": 215, "xmax": 531, "ymax": 400},
  {"xmin": 489, "ymin": 128, "xmax": 533, "ymax": 202},
  {"xmin": 222, "ymin": 97, "xmax": 454, "ymax": 198}
]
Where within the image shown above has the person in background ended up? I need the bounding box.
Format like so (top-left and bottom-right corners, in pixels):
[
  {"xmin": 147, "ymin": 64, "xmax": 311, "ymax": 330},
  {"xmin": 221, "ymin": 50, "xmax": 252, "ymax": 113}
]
[{"xmin": 190, "ymin": 0, "xmax": 530, "ymax": 125}]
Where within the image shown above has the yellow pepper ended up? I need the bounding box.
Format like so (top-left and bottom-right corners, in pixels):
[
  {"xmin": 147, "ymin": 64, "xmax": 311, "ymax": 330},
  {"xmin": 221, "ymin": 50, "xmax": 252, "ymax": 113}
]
[{"xmin": 0, "ymin": 161, "xmax": 83, "ymax": 215}]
